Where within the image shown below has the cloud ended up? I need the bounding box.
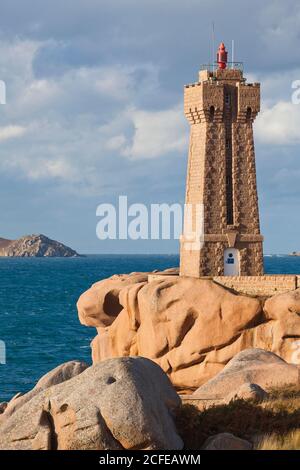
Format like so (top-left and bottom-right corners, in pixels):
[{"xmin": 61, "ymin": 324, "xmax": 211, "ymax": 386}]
[
  {"xmin": 1, "ymin": 0, "xmax": 300, "ymax": 253},
  {"xmin": 24, "ymin": 158, "xmax": 79, "ymax": 181},
  {"xmin": 0, "ymin": 37, "xmax": 171, "ymax": 189},
  {"xmin": 255, "ymin": 100, "xmax": 300, "ymax": 145},
  {"xmin": 0, "ymin": 125, "xmax": 27, "ymax": 141},
  {"xmin": 121, "ymin": 106, "xmax": 188, "ymax": 159},
  {"xmin": 105, "ymin": 134, "xmax": 127, "ymax": 150}
]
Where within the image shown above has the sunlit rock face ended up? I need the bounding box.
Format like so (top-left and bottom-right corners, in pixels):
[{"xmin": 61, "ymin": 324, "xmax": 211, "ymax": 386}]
[
  {"xmin": 77, "ymin": 271, "xmax": 300, "ymax": 392},
  {"xmin": 0, "ymin": 234, "xmax": 79, "ymax": 257},
  {"xmin": 0, "ymin": 357, "xmax": 182, "ymax": 450}
]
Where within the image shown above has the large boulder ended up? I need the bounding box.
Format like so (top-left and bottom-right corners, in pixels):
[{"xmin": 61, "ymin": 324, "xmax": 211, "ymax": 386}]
[
  {"xmin": 1, "ymin": 360, "xmax": 89, "ymax": 420},
  {"xmin": 193, "ymin": 349, "xmax": 300, "ymax": 399},
  {"xmin": 264, "ymin": 289, "xmax": 300, "ymax": 363},
  {"xmin": 203, "ymin": 433, "xmax": 252, "ymax": 450},
  {"xmin": 0, "ymin": 403, "xmax": 7, "ymax": 414},
  {"xmin": 78, "ymin": 275, "xmax": 263, "ymax": 390},
  {"xmin": 0, "ymin": 357, "xmax": 183, "ymax": 450},
  {"xmin": 77, "ymin": 273, "xmax": 148, "ymax": 328},
  {"xmin": 77, "ymin": 273, "xmax": 300, "ymax": 391},
  {"xmin": 225, "ymin": 382, "xmax": 268, "ymax": 403}
]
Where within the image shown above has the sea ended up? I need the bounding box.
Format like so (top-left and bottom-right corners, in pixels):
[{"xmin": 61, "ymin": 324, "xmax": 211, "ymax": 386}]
[{"xmin": 1, "ymin": 254, "xmax": 300, "ymax": 402}]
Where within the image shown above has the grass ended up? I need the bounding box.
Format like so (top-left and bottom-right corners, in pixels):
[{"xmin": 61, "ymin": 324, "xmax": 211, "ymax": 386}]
[
  {"xmin": 256, "ymin": 430, "xmax": 300, "ymax": 450},
  {"xmin": 175, "ymin": 385, "xmax": 300, "ymax": 450},
  {"xmin": 267, "ymin": 384, "xmax": 300, "ymax": 401}
]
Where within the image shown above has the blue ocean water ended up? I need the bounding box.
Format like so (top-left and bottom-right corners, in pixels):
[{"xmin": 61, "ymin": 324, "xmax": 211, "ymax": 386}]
[{"xmin": 0, "ymin": 254, "xmax": 300, "ymax": 402}]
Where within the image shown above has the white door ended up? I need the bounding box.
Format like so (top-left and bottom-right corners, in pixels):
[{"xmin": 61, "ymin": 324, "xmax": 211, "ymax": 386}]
[{"xmin": 224, "ymin": 248, "xmax": 240, "ymax": 276}]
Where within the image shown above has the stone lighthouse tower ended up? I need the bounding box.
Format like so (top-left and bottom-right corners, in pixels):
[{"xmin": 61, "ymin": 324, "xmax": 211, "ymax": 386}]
[{"xmin": 180, "ymin": 43, "xmax": 264, "ymax": 277}]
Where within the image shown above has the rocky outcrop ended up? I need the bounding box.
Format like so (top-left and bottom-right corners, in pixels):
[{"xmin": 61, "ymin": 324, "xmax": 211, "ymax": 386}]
[
  {"xmin": 78, "ymin": 273, "xmax": 149, "ymax": 328},
  {"xmin": 225, "ymin": 382, "xmax": 268, "ymax": 403},
  {"xmin": 0, "ymin": 357, "xmax": 183, "ymax": 450},
  {"xmin": 0, "ymin": 234, "xmax": 79, "ymax": 257},
  {"xmin": 0, "ymin": 403, "xmax": 7, "ymax": 414},
  {"xmin": 193, "ymin": 349, "xmax": 300, "ymax": 399},
  {"xmin": 77, "ymin": 272, "xmax": 300, "ymax": 391},
  {"xmin": 0, "ymin": 238, "xmax": 11, "ymax": 252},
  {"xmin": 263, "ymin": 289, "xmax": 300, "ymax": 362}
]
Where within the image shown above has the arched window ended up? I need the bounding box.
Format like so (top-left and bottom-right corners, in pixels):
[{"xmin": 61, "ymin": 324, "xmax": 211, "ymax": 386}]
[
  {"xmin": 209, "ymin": 106, "xmax": 215, "ymax": 122},
  {"xmin": 246, "ymin": 107, "xmax": 252, "ymax": 122}
]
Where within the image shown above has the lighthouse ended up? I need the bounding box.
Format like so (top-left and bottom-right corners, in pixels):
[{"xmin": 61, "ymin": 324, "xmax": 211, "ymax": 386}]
[{"xmin": 180, "ymin": 43, "xmax": 264, "ymax": 277}]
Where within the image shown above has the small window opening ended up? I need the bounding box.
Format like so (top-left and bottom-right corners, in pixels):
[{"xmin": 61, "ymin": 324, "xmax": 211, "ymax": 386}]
[{"xmin": 246, "ymin": 107, "xmax": 252, "ymax": 122}]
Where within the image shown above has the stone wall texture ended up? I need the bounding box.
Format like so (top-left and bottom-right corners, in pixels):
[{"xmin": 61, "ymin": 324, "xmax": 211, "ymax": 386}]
[{"xmin": 180, "ymin": 67, "xmax": 264, "ymax": 277}]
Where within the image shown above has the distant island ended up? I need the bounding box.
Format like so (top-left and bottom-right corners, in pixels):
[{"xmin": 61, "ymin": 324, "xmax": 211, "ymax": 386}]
[
  {"xmin": 289, "ymin": 251, "xmax": 300, "ymax": 257},
  {"xmin": 0, "ymin": 234, "xmax": 79, "ymax": 257}
]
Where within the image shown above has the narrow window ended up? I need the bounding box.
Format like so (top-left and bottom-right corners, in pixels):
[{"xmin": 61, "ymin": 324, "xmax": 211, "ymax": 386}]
[
  {"xmin": 225, "ymin": 93, "xmax": 230, "ymax": 106},
  {"xmin": 246, "ymin": 107, "xmax": 252, "ymax": 122},
  {"xmin": 209, "ymin": 105, "xmax": 215, "ymax": 122}
]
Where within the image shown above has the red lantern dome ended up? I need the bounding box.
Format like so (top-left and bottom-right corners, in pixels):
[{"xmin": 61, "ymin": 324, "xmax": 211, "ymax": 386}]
[{"xmin": 217, "ymin": 42, "xmax": 228, "ymax": 69}]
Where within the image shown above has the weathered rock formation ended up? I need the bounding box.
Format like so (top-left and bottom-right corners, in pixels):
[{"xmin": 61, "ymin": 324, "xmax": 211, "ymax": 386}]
[
  {"xmin": 203, "ymin": 433, "xmax": 252, "ymax": 450},
  {"xmin": 0, "ymin": 234, "xmax": 79, "ymax": 257},
  {"xmin": 193, "ymin": 349, "xmax": 300, "ymax": 399},
  {"xmin": 0, "ymin": 357, "xmax": 182, "ymax": 450},
  {"xmin": 225, "ymin": 382, "xmax": 268, "ymax": 404},
  {"xmin": 1, "ymin": 361, "xmax": 89, "ymax": 420},
  {"xmin": 77, "ymin": 271, "xmax": 300, "ymax": 392},
  {"xmin": 0, "ymin": 403, "xmax": 7, "ymax": 414}
]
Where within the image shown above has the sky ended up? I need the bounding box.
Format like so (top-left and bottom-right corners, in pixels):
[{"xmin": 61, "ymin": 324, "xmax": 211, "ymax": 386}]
[{"xmin": 0, "ymin": 0, "xmax": 300, "ymax": 254}]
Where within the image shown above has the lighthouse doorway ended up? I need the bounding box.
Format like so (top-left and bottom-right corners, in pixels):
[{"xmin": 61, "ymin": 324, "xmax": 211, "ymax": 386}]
[{"xmin": 224, "ymin": 248, "xmax": 240, "ymax": 276}]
